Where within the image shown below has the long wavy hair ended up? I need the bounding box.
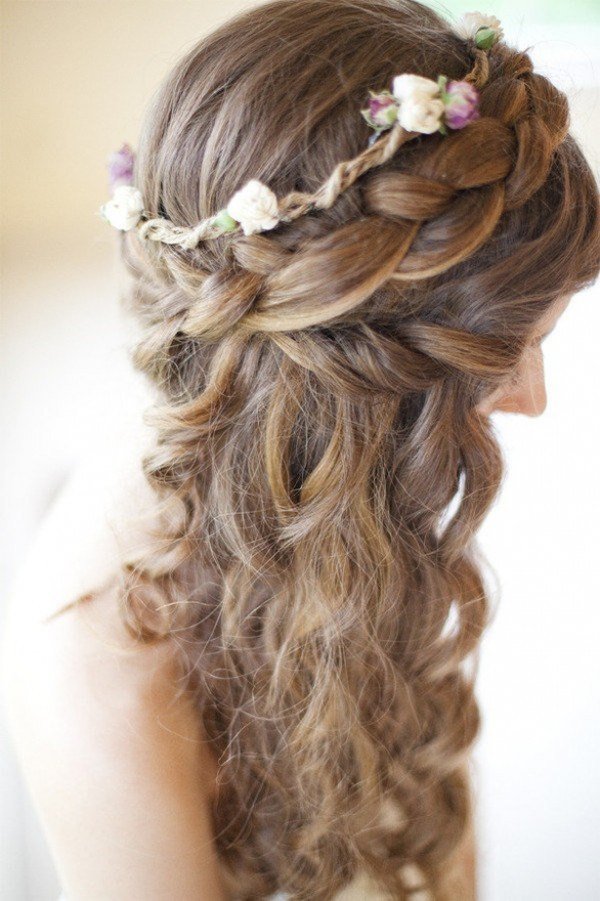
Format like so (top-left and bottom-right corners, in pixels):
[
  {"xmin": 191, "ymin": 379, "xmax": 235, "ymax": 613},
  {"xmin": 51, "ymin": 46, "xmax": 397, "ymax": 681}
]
[{"xmin": 100, "ymin": 0, "xmax": 600, "ymax": 897}]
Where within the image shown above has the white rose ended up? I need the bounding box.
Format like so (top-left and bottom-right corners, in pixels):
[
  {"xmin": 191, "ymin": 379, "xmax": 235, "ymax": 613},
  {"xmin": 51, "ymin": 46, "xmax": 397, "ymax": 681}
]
[
  {"xmin": 100, "ymin": 185, "xmax": 144, "ymax": 231},
  {"xmin": 226, "ymin": 179, "xmax": 280, "ymax": 236},
  {"xmin": 454, "ymin": 12, "xmax": 503, "ymax": 42},
  {"xmin": 397, "ymin": 96, "xmax": 445, "ymax": 134},
  {"xmin": 391, "ymin": 73, "xmax": 441, "ymax": 103}
]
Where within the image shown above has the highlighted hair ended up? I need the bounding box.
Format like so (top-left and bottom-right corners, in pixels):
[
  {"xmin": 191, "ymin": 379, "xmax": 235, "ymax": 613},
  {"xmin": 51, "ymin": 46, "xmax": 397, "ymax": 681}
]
[{"xmin": 105, "ymin": 0, "xmax": 600, "ymax": 896}]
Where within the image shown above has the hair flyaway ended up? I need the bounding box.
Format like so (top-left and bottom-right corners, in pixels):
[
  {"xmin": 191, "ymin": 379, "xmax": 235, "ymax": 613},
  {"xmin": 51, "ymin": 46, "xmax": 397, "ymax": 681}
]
[{"xmin": 98, "ymin": 10, "xmax": 503, "ymax": 250}]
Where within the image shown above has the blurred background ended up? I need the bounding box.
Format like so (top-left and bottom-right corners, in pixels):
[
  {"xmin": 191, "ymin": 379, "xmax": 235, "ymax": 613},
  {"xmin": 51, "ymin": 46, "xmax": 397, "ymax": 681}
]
[{"xmin": 1, "ymin": 1, "xmax": 599, "ymax": 899}]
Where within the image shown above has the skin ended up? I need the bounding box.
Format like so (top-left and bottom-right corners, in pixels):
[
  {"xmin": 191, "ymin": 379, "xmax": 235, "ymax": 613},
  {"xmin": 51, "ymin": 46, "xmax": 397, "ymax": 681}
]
[
  {"xmin": 475, "ymin": 293, "xmax": 573, "ymax": 418},
  {"xmin": 2, "ymin": 584, "xmax": 228, "ymax": 901}
]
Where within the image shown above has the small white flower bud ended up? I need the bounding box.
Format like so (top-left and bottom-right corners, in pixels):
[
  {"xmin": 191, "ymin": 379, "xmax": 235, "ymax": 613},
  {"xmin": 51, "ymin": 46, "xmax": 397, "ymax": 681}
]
[
  {"xmin": 391, "ymin": 73, "xmax": 441, "ymax": 103},
  {"xmin": 397, "ymin": 96, "xmax": 445, "ymax": 134},
  {"xmin": 100, "ymin": 185, "xmax": 144, "ymax": 231},
  {"xmin": 454, "ymin": 11, "xmax": 503, "ymax": 44},
  {"xmin": 226, "ymin": 179, "xmax": 280, "ymax": 236}
]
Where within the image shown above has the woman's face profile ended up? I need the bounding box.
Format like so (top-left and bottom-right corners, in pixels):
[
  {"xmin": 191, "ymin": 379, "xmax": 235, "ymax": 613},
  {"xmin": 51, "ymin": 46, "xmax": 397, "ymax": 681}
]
[{"xmin": 475, "ymin": 292, "xmax": 573, "ymax": 418}]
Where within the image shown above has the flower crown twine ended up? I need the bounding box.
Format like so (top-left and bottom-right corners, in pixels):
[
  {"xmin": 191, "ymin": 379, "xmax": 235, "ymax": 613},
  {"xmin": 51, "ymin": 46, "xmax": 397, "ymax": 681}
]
[{"xmin": 98, "ymin": 12, "xmax": 503, "ymax": 250}]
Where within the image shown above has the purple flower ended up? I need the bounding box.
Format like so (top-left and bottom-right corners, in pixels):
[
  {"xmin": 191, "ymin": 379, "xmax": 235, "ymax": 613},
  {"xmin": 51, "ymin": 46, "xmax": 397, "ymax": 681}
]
[
  {"xmin": 443, "ymin": 80, "xmax": 480, "ymax": 130},
  {"xmin": 107, "ymin": 142, "xmax": 135, "ymax": 191},
  {"xmin": 360, "ymin": 90, "xmax": 399, "ymax": 133}
]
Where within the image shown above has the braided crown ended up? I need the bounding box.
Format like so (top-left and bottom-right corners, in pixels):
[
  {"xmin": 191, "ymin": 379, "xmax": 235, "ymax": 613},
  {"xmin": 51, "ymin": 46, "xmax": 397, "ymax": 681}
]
[{"xmin": 98, "ymin": 11, "xmax": 503, "ymax": 251}]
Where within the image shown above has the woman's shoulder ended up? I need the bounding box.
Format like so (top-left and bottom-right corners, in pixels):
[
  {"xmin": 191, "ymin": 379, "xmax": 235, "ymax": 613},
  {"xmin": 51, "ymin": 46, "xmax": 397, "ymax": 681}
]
[
  {"xmin": 1, "ymin": 389, "xmax": 209, "ymax": 764},
  {"xmin": 1, "ymin": 397, "xmax": 184, "ymax": 731},
  {"xmin": 0, "ymin": 395, "xmax": 196, "ymax": 742},
  {"xmin": 0, "ymin": 409, "xmax": 228, "ymax": 899},
  {"xmin": 1, "ymin": 563, "xmax": 225, "ymax": 899},
  {"xmin": 5, "ymin": 402, "xmax": 160, "ymax": 631}
]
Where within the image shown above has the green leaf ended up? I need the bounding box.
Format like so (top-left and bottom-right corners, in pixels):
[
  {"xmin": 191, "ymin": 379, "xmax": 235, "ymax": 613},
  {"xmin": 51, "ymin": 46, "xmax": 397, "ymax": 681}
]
[
  {"xmin": 474, "ymin": 26, "xmax": 497, "ymax": 49},
  {"xmin": 212, "ymin": 209, "xmax": 238, "ymax": 232},
  {"xmin": 437, "ymin": 73, "xmax": 449, "ymax": 103}
]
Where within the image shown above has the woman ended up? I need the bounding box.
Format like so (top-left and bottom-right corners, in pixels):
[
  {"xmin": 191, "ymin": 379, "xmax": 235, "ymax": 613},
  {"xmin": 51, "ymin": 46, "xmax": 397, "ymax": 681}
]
[{"xmin": 3, "ymin": 0, "xmax": 599, "ymax": 898}]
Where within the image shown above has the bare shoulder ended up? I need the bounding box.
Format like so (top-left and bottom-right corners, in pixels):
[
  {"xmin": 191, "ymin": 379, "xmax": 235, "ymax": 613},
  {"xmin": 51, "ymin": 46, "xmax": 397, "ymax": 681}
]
[
  {"xmin": 0, "ymin": 409, "xmax": 203, "ymax": 763},
  {"xmin": 0, "ymin": 403, "xmax": 212, "ymax": 778},
  {"xmin": 2, "ymin": 582, "xmax": 225, "ymax": 899},
  {"xmin": 5, "ymin": 406, "xmax": 161, "ymax": 629},
  {"xmin": 2, "ymin": 577, "xmax": 195, "ymax": 740},
  {"xmin": 0, "ymin": 405, "xmax": 180, "ymax": 728},
  {"xmin": 1, "ymin": 428, "xmax": 226, "ymax": 898}
]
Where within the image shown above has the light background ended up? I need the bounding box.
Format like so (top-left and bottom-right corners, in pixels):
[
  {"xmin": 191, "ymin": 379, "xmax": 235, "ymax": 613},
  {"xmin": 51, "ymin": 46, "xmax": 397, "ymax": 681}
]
[{"xmin": 1, "ymin": 1, "xmax": 599, "ymax": 899}]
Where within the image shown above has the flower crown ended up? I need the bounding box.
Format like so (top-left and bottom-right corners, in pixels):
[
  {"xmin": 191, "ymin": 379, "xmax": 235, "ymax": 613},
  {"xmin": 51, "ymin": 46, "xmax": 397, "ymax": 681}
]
[{"xmin": 98, "ymin": 12, "xmax": 502, "ymax": 250}]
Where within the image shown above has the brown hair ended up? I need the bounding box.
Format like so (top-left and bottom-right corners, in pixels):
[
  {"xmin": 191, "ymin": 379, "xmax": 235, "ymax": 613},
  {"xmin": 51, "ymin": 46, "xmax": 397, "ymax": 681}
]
[{"xmin": 109, "ymin": 0, "xmax": 600, "ymax": 897}]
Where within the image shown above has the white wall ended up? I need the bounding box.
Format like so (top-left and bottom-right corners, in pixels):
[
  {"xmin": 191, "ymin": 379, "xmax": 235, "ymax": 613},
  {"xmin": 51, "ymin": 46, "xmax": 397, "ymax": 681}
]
[
  {"xmin": 473, "ymin": 30, "xmax": 600, "ymax": 901},
  {"xmin": 476, "ymin": 274, "xmax": 600, "ymax": 900}
]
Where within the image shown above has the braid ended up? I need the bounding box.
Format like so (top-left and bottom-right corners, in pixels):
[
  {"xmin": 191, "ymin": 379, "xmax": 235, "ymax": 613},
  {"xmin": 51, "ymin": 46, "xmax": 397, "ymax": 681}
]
[
  {"xmin": 130, "ymin": 43, "xmax": 493, "ymax": 252},
  {"xmin": 135, "ymin": 50, "xmax": 559, "ymax": 353},
  {"xmin": 271, "ymin": 47, "xmax": 492, "ymax": 226}
]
